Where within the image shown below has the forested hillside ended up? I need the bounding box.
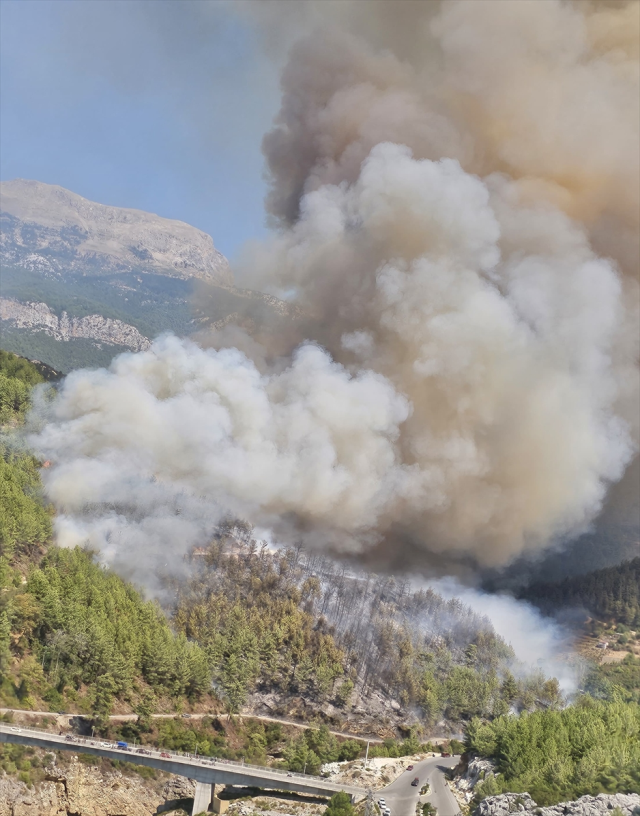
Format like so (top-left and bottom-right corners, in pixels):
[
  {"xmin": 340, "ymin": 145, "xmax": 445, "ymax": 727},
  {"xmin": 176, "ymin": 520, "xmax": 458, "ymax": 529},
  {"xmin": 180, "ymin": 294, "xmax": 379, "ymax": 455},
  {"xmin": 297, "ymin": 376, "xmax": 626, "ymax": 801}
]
[
  {"xmin": 465, "ymin": 698, "xmax": 640, "ymax": 806},
  {"xmin": 0, "ymin": 353, "xmax": 214, "ymax": 719},
  {"xmin": 3, "ymin": 547, "xmax": 211, "ymax": 719},
  {"xmin": 520, "ymin": 559, "xmax": 640, "ymax": 626},
  {"xmin": 175, "ymin": 528, "xmax": 563, "ymax": 725},
  {"xmin": 0, "ymin": 352, "xmax": 52, "ymax": 558}
]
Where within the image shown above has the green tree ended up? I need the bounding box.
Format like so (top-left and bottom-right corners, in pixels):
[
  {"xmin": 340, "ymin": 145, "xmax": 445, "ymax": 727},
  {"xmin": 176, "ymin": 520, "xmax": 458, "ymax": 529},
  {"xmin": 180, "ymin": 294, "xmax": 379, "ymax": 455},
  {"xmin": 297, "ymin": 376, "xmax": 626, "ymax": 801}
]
[
  {"xmin": 500, "ymin": 672, "xmax": 518, "ymax": 704},
  {"xmin": 324, "ymin": 791, "xmax": 354, "ymax": 816},
  {"xmin": 0, "ymin": 610, "xmax": 11, "ymax": 675},
  {"xmin": 338, "ymin": 740, "xmax": 362, "ymax": 761},
  {"xmin": 92, "ymin": 673, "xmax": 117, "ymax": 729},
  {"xmin": 283, "ymin": 734, "xmax": 322, "ymax": 775},
  {"xmin": 134, "ymin": 689, "xmax": 156, "ymax": 731},
  {"xmin": 335, "ymin": 678, "xmax": 354, "ymax": 707}
]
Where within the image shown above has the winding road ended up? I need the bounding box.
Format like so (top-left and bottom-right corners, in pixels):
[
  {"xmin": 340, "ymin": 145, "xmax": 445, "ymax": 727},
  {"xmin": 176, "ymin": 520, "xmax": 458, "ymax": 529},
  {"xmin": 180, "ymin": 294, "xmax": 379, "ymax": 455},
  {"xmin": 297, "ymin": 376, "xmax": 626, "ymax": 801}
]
[
  {"xmin": 377, "ymin": 756, "xmax": 460, "ymax": 816},
  {"xmin": 0, "ymin": 708, "xmax": 388, "ymax": 744}
]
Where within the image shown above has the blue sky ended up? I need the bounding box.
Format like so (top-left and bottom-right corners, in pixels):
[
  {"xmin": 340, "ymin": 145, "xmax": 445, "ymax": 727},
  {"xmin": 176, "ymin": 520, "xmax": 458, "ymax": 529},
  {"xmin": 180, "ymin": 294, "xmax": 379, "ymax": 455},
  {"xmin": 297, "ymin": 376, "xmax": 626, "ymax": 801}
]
[{"xmin": 0, "ymin": 0, "xmax": 281, "ymax": 260}]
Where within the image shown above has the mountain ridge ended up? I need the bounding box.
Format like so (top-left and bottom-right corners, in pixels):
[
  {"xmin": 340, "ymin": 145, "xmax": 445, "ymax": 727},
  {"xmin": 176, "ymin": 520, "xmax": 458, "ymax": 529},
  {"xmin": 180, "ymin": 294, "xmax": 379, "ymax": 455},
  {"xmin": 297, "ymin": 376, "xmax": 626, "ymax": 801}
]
[
  {"xmin": 1, "ymin": 178, "xmax": 232, "ymax": 285},
  {"xmin": 0, "ymin": 180, "xmax": 302, "ymax": 372}
]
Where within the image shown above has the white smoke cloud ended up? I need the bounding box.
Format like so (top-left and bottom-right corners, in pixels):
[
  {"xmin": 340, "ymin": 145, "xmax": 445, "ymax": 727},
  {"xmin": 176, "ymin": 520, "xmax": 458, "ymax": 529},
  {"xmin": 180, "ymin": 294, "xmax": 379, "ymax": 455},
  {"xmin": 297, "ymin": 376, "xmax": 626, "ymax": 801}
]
[
  {"xmin": 28, "ymin": 0, "xmax": 639, "ymax": 580},
  {"xmin": 429, "ymin": 578, "xmax": 581, "ymax": 693},
  {"xmin": 31, "ymin": 145, "xmax": 635, "ymax": 575},
  {"xmin": 32, "ymin": 335, "xmax": 411, "ymax": 582}
]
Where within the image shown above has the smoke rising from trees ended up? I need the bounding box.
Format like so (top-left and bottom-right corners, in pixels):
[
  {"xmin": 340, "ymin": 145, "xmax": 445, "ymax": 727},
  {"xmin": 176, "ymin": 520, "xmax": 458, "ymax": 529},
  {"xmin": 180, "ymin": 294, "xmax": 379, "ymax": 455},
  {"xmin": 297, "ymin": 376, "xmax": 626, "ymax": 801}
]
[{"xmin": 29, "ymin": 0, "xmax": 639, "ymax": 580}]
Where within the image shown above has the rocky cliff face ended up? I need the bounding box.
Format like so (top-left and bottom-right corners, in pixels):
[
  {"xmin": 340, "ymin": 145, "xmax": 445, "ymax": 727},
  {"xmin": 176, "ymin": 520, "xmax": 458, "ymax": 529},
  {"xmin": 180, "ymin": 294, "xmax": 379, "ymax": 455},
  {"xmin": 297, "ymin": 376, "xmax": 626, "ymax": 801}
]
[
  {"xmin": 0, "ymin": 759, "xmax": 194, "ymax": 816},
  {"xmin": 1, "ymin": 179, "xmax": 232, "ymax": 286},
  {"xmin": 473, "ymin": 792, "xmax": 640, "ymax": 816},
  {"xmin": 0, "ymin": 298, "xmax": 151, "ymax": 353}
]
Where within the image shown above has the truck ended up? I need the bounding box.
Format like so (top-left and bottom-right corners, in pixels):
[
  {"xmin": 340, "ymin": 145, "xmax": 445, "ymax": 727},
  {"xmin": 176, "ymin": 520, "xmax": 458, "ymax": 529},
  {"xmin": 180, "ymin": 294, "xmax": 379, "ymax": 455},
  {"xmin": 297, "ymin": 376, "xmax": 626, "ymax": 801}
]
[{"xmin": 117, "ymin": 741, "xmax": 128, "ymax": 749}]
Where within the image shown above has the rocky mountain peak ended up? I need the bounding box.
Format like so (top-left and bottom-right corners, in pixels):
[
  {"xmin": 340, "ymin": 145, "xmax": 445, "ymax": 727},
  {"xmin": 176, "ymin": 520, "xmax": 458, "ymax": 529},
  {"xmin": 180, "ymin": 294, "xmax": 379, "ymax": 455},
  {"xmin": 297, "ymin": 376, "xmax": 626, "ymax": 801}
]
[{"xmin": 0, "ymin": 178, "xmax": 232, "ymax": 286}]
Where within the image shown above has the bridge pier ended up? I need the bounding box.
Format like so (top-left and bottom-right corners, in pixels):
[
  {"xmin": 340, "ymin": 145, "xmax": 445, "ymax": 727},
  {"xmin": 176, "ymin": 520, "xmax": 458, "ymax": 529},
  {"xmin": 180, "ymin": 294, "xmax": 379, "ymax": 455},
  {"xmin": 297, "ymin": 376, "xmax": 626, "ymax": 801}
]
[{"xmin": 192, "ymin": 781, "xmax": 215, "ymax": 815}]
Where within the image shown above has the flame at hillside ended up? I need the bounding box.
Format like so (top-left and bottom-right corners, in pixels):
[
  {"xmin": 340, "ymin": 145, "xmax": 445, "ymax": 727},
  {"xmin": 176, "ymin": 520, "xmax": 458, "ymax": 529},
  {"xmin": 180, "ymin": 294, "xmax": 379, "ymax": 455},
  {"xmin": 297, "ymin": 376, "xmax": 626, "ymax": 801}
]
[{"xmin": 30, "ymin": 0, "xmax": 639, "ymax": 579}]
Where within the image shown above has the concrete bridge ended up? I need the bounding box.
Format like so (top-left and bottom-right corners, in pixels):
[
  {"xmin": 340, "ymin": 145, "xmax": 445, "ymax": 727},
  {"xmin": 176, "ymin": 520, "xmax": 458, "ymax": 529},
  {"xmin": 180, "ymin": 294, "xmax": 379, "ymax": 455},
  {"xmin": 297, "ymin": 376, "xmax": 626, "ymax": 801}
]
[{"xmin": 0, "ymin": 723, "xmax": 366, "ymax": 815}]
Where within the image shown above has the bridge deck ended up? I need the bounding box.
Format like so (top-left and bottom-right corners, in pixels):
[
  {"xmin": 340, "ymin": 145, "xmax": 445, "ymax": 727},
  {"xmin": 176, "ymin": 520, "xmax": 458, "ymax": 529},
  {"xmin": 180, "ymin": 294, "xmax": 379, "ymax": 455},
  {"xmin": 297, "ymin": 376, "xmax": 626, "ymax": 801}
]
[{"xmin": 0, "ymin": 723, "xmax": 365, "ymax": 800}]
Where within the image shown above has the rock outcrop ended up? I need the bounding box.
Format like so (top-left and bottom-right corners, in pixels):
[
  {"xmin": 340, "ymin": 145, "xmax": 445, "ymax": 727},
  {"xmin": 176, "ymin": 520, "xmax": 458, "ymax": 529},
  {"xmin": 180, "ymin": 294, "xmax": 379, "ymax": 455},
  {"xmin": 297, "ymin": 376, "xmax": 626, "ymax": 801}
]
[
  {"xmin": 453, "ymin": 757, "xmax": 497, "ymax": 806},
  {"xmin": 1, "ymin": 178, "xmax": 232, "ymax": 286},
  {"xmin": 0, "ymin": 298, "xmax": 151, "ymax": 352},
  {"xmin": 473, "ymin": 792, "xmax": 640, "ymax": 816},
  {"xmin": 0, "ymin": 758, "xmax": 195, "ymax": 816}
]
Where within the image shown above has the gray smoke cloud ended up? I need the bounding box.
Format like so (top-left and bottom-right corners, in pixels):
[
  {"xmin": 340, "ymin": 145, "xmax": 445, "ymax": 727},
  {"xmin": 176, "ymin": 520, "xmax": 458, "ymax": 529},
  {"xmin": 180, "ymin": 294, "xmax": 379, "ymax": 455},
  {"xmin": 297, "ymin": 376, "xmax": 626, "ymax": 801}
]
[
  {"xmin": 29, "ymin": 0, "xmax": 639, "ymax": 583},
  {"xmin": 428, "ymin": 578, "xmax": 581, "ymax": 693}
]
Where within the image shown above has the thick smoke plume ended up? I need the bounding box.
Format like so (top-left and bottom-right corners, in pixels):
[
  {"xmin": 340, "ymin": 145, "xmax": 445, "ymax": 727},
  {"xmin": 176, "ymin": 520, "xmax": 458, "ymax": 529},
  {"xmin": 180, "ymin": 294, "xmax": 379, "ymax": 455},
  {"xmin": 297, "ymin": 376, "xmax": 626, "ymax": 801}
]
[{"xmin": 30, "ymin": 0, "xmax": 639, "ymax": 580}]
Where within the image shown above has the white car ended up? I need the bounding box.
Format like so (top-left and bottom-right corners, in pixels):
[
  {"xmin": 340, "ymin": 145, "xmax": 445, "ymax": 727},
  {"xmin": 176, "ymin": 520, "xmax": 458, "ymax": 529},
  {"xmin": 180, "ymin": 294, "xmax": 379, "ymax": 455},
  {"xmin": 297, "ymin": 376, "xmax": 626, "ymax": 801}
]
[
  {"xmin": 10, "ymin": 727, "xmax": 21, "ymax": 732},
  {"xmin": 100, "ymin": 742, "xmax": 111, "ymax": 748}
]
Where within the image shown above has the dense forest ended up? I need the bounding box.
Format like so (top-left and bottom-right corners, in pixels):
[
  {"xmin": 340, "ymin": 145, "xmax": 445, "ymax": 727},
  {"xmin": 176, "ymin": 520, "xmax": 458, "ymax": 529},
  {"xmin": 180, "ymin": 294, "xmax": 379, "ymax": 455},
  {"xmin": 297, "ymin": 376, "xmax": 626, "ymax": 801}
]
[
  {"xmin": 2, "ymin": 547, "xmax": 211, "ymax": 720},
  {"xmin": 0, "ymin": 353, "xmax": 212, "ymax": 720},
  {"xmin": 465, "ymin": 698, "xmax": 640, "ymax": 806},
  {"xmin": 0, "ymin": 348, "xmax": 47, "ymax": 425},
  {"xmin": 520, "ymin": 558, "xmax": 640, "ymax": 626},
  {"xmin": 583, "ymin": 653, "xmax": 640, "ymax": 705},
  {"xmin": 0, "ymin": 351, "xmax": 52, "ymax": 558}
]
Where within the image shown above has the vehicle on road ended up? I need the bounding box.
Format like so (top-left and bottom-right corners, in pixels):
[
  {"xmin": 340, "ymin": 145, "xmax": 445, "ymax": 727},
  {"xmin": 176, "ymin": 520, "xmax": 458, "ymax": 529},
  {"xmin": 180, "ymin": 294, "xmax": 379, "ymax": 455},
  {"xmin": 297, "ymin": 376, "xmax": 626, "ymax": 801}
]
[
  {"xmin": 136, "ymin": 748, "xmax": 151, "ymax": 755},
  {"xmin": 406, "ymin": 764, "xmax": 414, "ymax": 770},
  {"xmin": 116, "ymin": 741, "xmax": 128, "ymax": 749},
  {"xmin": 10, "ymin": 727, "xmax": 21, "ymax": 733},
  {"xmin": 441, "ymin": 752, "xmax": 451, "ymax": 757},
  {"xmin": 181, "ymin": 713, "xmax": 191, "ymax": 718},
  {"xmin": 411, "ymin": 777, "xmax": 420, "ymax": 787},
  {"xmin": 65, "ymin": 735, "xmax": 75, "ymax": 741},
  {"xmin": 160, "ymin": 752, "xmax": 171, "ymax": 758},
  {"xmin": 100, "ymin": 742, "xmax": 111, "ymax": 748}
]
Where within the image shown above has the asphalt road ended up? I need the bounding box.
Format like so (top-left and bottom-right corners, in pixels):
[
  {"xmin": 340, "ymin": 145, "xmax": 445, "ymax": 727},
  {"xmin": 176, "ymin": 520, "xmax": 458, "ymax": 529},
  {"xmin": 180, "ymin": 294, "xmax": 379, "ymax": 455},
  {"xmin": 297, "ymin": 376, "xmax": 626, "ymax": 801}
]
[{"xmin": 377, "ymin": 756, "xmax": 460, "ymax": 816}]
